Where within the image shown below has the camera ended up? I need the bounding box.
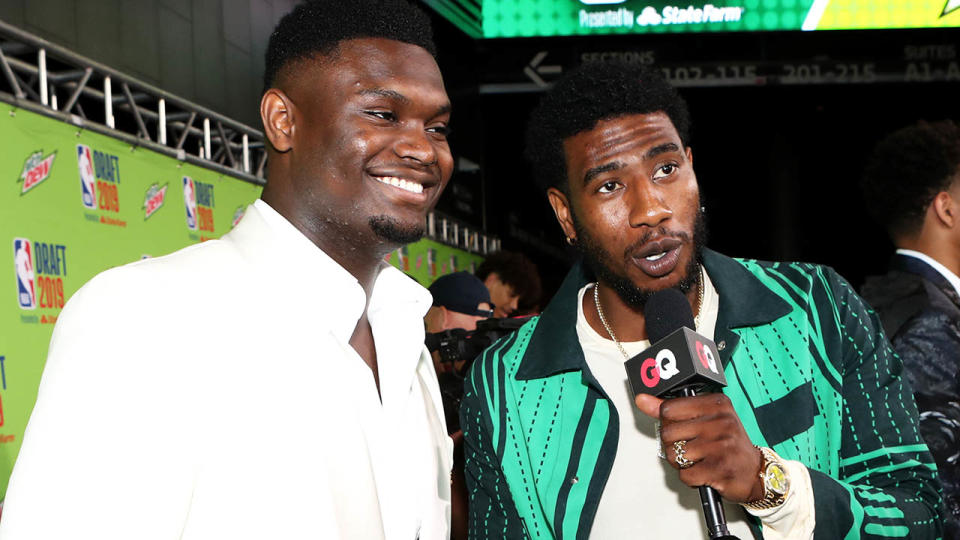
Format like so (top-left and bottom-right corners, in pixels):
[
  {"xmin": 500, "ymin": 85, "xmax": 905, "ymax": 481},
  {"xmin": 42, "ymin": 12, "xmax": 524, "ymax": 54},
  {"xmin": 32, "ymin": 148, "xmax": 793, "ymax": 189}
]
[
  {"xmin": 426, "ymin": 316, "xmax": 531, "ymax": 433},
  {"xmin": 425, "ymin": 316, "xmax": 531, "ymax": 368}
]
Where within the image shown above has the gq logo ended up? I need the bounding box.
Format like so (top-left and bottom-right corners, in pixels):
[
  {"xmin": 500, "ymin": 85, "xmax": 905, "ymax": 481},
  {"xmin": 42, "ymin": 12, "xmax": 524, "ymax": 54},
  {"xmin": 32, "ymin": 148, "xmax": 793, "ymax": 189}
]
[
  {"xmin": 639, "ymin": 339, "xmax": 719, "ymax": 388},
  {"xmin": 696, "ymin": 340, "xmax": 719, "ymax": 373},
  {"xmin": 639, "ymin": 348, "xmax": 680, "ymax": 388}
]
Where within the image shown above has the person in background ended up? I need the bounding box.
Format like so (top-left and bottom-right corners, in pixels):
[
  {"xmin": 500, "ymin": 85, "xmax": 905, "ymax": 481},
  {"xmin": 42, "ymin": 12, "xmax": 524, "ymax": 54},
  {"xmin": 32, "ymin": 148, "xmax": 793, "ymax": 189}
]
[
  {"xmin": 860, "ymin": 119, "xmax": 960, "ymax": 538},
  {"xmin": 0, "ymin": 1, "xmax": 455, "ymax": 538},
  {"xmin": 425, "ymin": 270, "xmax": 494, "ymax": 379},
  {"xmin": 475, "ymin": 250, "xmax": 542, "ymax": 317},
  {"xmin": 425, "ymin": 271, "xmax": 494, "ymax": 335}
]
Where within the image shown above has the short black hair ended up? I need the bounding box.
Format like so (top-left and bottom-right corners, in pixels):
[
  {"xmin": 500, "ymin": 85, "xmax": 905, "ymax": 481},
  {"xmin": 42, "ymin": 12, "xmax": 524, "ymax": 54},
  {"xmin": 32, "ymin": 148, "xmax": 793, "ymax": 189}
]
[
  {"xmin": 525, "ymin": 61, "xmax": 691, "ymax": 194},
  {"xmin": 263, "ymin": 0, "xmax": 437, "ymax": 91},
  {"xmin": 861, "ymin": 120, "xmax": 960, "ymax": 238},
  {"xmin": 476, "ymin": 251, "xmax": 542, "ymax": 308}
]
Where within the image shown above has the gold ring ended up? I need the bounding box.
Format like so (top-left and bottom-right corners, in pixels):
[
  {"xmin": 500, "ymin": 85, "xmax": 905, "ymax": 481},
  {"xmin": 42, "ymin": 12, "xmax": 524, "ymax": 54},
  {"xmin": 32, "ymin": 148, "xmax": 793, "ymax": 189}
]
[{"xmin": 674, "ymin": 440, "xmax": 694, "ymax": 469}]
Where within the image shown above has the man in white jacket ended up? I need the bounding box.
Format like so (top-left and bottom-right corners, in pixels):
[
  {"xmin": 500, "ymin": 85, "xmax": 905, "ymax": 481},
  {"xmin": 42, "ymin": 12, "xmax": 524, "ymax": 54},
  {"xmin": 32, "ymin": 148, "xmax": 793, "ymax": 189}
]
[{"xmin": 1, "ymin": 1, "xmax": 455, "ymax": 538}]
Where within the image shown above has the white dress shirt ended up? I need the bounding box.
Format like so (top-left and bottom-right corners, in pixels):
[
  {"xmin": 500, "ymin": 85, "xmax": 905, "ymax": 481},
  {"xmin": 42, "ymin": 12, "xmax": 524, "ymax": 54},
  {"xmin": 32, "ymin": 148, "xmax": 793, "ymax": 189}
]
[{"xmin": 0, "ymin": 200, "xmax": 452, "ymax": 540}]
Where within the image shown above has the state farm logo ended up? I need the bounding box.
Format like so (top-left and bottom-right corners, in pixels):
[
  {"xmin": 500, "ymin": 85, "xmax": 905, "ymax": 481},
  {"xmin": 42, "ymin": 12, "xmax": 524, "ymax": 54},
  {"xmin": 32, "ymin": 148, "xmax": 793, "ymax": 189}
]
[
  {"xmin": 18, "ymin": 150, "xmax": 56, "ymax": 194},
  {"xmin": 143, "ymin": 183, "xmax": 168, "ymax": 220},
  {"xmin": 637, "ymin": 4, "xmax": 743, "ymax": 26},
  {"xmin": 182, "ymin": 176, "xmax": 215, "ymax": 232}
]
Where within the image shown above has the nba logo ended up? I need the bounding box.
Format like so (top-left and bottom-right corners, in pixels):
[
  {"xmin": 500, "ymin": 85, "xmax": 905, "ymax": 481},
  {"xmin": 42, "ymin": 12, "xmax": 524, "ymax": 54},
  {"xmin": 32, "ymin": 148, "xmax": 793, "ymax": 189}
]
[
  {"xmin": 13, "ymin": 238, "xmax": 36, "ymax": 310},
  {"xmin": 427, "ymin": 249, "xmax": 436, "ymax": 277},
  {"xmin": 449, "ymin": 254, "xmax": 457, "ymax": 273},
  {"xmin": 76, "ymin": 144, "xmax": 96, "ymax": 209},
  {"xmin": 183, "ymin": 176, "xmax": 198, "ymax": 230}
]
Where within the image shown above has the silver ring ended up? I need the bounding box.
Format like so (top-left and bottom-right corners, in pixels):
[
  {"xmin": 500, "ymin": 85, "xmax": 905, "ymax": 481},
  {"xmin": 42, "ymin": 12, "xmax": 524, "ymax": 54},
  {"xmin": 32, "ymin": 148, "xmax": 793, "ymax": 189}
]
[{"xmin": 674, "ymin": 440, "xmax": 694, "ymax": 469}]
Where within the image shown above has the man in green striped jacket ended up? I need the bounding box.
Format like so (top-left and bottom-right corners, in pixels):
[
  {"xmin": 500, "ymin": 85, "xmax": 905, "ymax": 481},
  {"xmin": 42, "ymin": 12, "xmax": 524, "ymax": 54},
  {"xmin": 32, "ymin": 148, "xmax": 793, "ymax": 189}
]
[{"xmin": 461, "ymin": 61, "xmax": 943, "ymax": 539}]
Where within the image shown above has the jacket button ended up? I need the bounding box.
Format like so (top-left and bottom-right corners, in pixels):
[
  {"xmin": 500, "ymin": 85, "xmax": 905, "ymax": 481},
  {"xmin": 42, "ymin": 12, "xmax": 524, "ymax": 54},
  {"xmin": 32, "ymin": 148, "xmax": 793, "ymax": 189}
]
[
  {"xmin": 570, "ymin": 476, "xmax": 579, "ymax": 485},
  {"xmin": 717, "ymin": 341, "xmax": 726, "ymax": 351}
]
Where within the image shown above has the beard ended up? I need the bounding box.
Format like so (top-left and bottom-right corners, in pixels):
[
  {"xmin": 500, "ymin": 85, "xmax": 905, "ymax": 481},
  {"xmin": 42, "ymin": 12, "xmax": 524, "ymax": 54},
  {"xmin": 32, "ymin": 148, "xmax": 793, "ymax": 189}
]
[
  {"xmin": 368, "ymin": 215, "xmax": 425, "ymax": 245},
  {"xmin": 574, "ymin": 206, "xmax": 708, "ymax": 310}
]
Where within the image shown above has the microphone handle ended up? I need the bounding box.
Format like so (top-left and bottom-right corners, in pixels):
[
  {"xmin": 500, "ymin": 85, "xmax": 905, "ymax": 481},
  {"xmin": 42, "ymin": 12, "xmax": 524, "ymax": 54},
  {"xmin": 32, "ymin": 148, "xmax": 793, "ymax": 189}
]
[{"xmin": 679, "ymin": 387, "xmax": 741, "ymax": 540}]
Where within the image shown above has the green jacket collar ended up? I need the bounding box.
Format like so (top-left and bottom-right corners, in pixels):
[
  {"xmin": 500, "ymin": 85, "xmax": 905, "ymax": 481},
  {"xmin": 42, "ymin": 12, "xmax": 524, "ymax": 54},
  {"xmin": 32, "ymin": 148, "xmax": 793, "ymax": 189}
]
[{"xmin": 515, "ymin": 248, "xmax": 792, "ymax": 381}]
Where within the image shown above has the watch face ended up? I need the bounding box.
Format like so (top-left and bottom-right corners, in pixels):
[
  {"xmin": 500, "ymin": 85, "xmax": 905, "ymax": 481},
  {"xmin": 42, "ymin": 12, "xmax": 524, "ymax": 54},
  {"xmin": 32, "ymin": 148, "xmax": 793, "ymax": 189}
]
[{"xmin": 765, "ymin": 462, "xmax": 789, "ymax": 496}]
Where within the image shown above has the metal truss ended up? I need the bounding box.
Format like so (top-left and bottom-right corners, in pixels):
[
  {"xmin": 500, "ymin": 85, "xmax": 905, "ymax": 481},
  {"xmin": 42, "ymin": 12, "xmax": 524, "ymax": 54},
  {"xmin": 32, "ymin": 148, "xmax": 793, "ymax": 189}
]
[{"xmin": 0, "ymin": 18, "xmax": 266, "ymax": 185}]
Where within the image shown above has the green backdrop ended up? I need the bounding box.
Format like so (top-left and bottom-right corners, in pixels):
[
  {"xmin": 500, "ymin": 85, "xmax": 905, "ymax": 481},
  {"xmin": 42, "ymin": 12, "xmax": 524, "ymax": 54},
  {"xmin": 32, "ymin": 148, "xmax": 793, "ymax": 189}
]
[
  {"xmin": 0, "ymin": 104, "xmax": 480, "ymax": 499},
  {"xmin": 385, "ymin": 241, "xmax": 485, "ymax": 287}
]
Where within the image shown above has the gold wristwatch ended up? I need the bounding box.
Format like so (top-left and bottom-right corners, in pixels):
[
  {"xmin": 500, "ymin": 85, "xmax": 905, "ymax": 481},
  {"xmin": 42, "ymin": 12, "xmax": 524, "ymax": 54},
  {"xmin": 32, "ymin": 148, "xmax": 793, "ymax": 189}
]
[{"xmin": 744, "ymin": 446, "xmax": 790, "ymax": 510}]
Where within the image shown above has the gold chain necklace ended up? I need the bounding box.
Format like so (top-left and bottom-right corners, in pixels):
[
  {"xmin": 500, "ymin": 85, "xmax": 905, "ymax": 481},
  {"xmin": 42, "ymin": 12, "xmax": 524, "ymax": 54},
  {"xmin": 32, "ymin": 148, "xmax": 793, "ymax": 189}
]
[{"xmin": 593, "ymin": 266, "xmax": 705, "ymax": 360}]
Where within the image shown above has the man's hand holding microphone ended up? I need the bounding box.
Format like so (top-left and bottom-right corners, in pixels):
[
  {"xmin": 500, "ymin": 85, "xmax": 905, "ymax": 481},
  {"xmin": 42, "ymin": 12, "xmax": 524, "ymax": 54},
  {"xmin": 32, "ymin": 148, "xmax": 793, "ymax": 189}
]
[
  {"xmin": 635, "ymin": 392, "xmax": 765, "ymax": 504},
  {"xmin": 625, "ymin": 288, "xmax": 791, "ymax": 539}
]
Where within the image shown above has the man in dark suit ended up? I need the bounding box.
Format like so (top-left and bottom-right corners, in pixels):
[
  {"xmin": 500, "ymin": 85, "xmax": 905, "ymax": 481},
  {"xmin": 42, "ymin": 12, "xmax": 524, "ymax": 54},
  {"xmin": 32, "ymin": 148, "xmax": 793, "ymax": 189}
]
[{"xmin": 861, "ymin": 120, "xmax": 960, "ymax": 538}]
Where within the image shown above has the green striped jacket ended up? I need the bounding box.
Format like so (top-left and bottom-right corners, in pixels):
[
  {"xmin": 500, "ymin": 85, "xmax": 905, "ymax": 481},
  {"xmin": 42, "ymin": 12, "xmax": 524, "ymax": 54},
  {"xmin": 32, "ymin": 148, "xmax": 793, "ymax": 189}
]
[{"xmin": 461, "ymin": 249, "xmax": 943, "ymax": 539}]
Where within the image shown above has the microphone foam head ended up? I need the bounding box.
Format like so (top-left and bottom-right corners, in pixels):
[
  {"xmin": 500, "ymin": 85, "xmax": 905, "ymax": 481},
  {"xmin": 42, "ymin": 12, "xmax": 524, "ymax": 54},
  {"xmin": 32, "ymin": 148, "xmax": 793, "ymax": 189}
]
[{"xmin": 644, "ymin": 288, "xmax": 695, "ymax": 343}]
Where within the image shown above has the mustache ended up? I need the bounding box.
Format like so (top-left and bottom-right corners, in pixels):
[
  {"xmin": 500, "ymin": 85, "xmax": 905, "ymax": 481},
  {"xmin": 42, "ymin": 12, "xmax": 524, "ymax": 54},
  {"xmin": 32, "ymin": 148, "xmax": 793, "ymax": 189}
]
[{"xmin": 623, "ymin": 227, "xmax": 691, "ymax": 259}]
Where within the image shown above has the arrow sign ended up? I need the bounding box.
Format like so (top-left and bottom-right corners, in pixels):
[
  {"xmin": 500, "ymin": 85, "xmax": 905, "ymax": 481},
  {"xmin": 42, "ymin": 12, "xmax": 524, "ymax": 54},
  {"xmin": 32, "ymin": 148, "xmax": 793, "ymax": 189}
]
[
  {"xmin": 524, "ymin": 51, "xmax": 562, "ymax": 87},
  {"xmin": 943, "ymin": 0, "xmax": 960, "ymax": 16}
]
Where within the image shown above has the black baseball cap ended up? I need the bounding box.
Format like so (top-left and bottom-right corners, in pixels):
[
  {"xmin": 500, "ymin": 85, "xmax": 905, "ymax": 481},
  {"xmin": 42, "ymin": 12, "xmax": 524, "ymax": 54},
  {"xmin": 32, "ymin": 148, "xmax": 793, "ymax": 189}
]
[{"xmin": 428, "ymin": 272, "xmax": 494, "ymax": 318}]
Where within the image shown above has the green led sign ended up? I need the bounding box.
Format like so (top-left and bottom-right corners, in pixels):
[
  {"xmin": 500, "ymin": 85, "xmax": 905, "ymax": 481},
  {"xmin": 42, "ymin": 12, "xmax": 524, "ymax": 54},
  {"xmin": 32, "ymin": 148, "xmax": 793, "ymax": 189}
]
[{"xmin": 479, "ymin": 0, "xmax": 960, "ymax": 38}]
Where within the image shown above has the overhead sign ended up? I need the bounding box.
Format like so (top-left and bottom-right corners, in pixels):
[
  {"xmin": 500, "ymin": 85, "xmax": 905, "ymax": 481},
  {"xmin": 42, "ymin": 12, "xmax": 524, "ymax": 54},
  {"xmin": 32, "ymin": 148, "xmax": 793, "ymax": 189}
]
[
  {"xmin": 475, "ymin": 33, "xmax": 959, "ymax": 93},
  {"xmin": 476, "ymin": 0, "xmax": 960, "ymax": 38}
]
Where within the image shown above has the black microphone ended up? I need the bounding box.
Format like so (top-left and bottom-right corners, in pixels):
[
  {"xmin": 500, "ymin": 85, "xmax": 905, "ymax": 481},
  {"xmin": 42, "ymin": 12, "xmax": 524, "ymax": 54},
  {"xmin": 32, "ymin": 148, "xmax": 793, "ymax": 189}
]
[{"xmin": 624, "ymin": 288, "xmax": 740, "ymax": 540}]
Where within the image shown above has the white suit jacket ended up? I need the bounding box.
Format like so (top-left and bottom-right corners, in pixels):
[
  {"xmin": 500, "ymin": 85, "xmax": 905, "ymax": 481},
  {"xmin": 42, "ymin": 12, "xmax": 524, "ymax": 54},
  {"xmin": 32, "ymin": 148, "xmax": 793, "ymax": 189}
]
[{"xmin": 1, "ymin": 203, "xmax": 453, "ymax": 539}]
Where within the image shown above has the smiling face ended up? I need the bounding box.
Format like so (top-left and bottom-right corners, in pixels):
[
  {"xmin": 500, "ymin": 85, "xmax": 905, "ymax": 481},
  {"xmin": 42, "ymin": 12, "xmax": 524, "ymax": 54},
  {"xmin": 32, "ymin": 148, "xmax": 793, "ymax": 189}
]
[
  {"xmin": 548, "ymin": 112, "xmax": 704, "ymax": 308},
  {"xmin": 261, "ymin": 38, "xmax": 453, "ymax": 262}
]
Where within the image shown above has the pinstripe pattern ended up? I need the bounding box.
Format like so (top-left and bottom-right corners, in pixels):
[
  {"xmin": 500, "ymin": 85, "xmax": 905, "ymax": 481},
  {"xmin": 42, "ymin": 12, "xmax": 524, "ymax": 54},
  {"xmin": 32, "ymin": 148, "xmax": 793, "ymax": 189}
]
[{"xmin": 461, "ymin": 249, "xmax": 943, "ymax": 539}]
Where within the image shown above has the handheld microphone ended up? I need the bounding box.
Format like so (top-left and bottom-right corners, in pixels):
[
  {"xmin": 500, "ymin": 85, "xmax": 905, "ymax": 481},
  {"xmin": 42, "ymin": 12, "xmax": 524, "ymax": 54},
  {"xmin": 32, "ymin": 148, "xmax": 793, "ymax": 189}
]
[{"xmin": 624, "ymin": 288, "xmax": 740, "ymax": 540}]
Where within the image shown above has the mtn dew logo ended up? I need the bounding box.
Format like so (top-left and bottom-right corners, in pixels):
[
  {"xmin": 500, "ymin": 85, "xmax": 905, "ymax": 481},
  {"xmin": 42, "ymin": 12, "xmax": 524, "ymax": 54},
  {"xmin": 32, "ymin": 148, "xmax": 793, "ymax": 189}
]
[
  {"xmin": 18, "ymin": 150, "xmax": 56, "ymax": 194},
  {"xmin": 143, "ymin": 183, "xmax": 168, "ymax": 219}
]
